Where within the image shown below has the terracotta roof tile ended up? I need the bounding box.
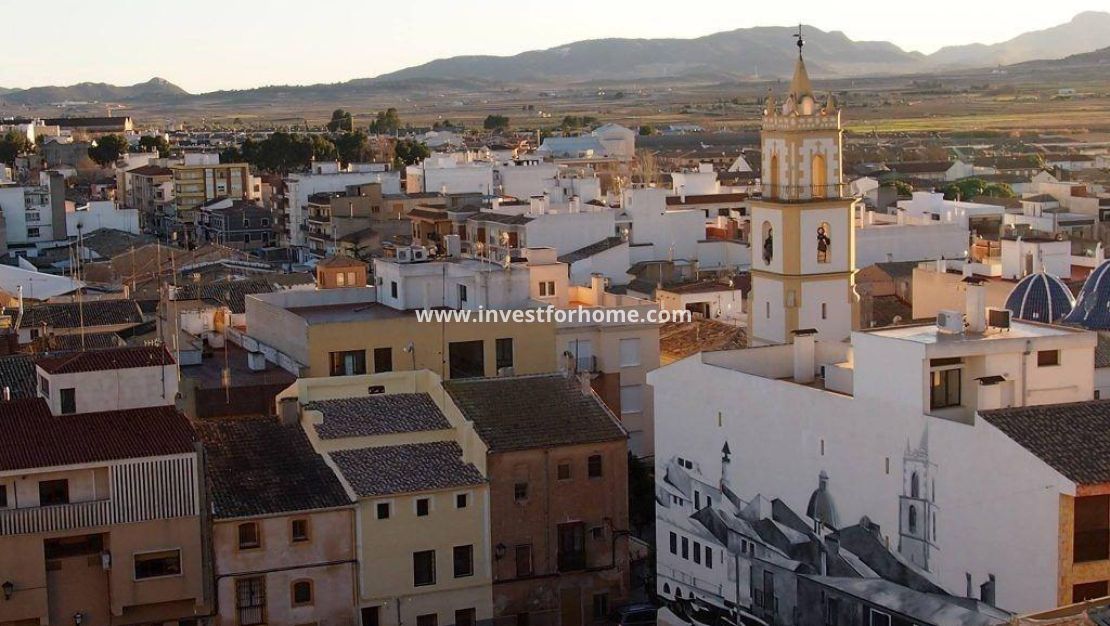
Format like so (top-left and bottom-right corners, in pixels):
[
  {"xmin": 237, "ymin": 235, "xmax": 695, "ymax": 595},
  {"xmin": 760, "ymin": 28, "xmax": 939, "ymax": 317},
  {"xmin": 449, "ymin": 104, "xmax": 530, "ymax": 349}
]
[
  {"xmin": 330, "ymin": 441, "xmax": 484, "ymax": 497},
  {"xmin": 305, "ymin": 393, "xmax": 451, "ymax": 440},
  {"xmin": 35, "ymin": 346, "xmax": 174, "ymax": 374}
]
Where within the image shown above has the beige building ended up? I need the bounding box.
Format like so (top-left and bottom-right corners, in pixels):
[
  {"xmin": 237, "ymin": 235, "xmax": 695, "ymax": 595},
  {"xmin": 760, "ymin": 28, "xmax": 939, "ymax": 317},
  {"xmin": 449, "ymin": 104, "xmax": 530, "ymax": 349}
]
[
  {"xmin": 197, "ymin": 416, "xmax": 358, "ymax": 626},
  {"xmin": 242, "ymin": 286, "xmax": 558, "ymax": 380},
  {"xmin": 171, "ymin": 157, "xmax": 256, "ymax": 233},
  {"xmin": 0, "ymin": 400, "xmax": 209, "ymax": 626},
  {"xmin": 277, "ymin": 371, "xmax": 494, "ymax": 626},
  {"xmin": 119, "ymin": 164, "xmax": 174, "ymax": 233}
]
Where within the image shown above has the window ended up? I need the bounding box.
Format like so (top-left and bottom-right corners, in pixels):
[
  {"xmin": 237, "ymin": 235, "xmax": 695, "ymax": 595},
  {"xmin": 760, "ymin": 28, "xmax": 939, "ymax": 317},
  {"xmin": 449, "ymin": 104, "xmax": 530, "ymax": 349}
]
[
  {"xmin": 291, "ymin": 580, "xmax": 313, "ymax": 606},
  {"xmin": 374, "ymin": 347, "xmax": 393, "ymax": 373},
  {"xmin": 514, "ymin": 482, "xmax": 528, "ymax": 502},
  {"xmin": 825, "ymin": 597, "xmax": 840, "ymax": 626},
  {"xmin": 619, "ymin": 338, "xmax": 641, "ymax": 367},
  {"xmin": 908, "ymin": 505, "xmax": 918, "ymax": 534},
  {"xmin": 557, "ymin": 522, "xmax": 586, "ymax": 571},
  {"xmin": 1074, "ymin": 581, "xmax": 1110, "ymax": 602},
  {"xmin": 458, "ymin": 284, "xmax": 468, "ymax": 304},
  {"xmin": 346, "ymin": 271, "xmax": 357, "ymax": 286},
  {"xmin": 0, "ymin": 484, "xmax": 6, "ymax": 508},
  {"xmin": 496, "ymin": 338, "xmax": 514, "ymax": 371},
  {"xmin": 588, "ymin": 455, "xmax": 603, "ymax": 478},
  {"xmin": 930, "ymin": 368, "xmax": 961, "ymax": 410},
  {"xmin": 693, "ymin": 540, "xmax": 701, "ymax": 564},
  {"xmin": 27, "ymin": 227, "xmax": 40, "ymax": 238},
  {"xmin": 291, "ymin": 519, "xmax": 309, "ymax": 543},
  {"xmin": 413, "ymin": 550, "xmax": 436, "ymax": 586},
  {"xmin": 681, "ymin": 537, "xmax": 689, "ymax": 559},
  {"xmin": 817, "ymin": 221, "xmax": 831, "ymax": 263},
  {"xmin": 821, "ymin": 302, "xmax": 828, "ymax": 320},
  {"xmin": 417, "ymin": 615, "xmax": 438, "ymax": 626},
  {"xmin": 236, "ymin": 577, "xmax": 265, "ymax": 626},
  {"xmin": 238, "ymin": 522, "xmax": 261, "ymax": 549},
  {"xmin": 539, "ymin": 280, "xmax": 556, "ymax": 297},
  {"xmin": 705, "ymin": 546, "xmax": 713, "ymax": 569},
  {"xmin": 453, "ymin": 545, "xmax": 474, "ymax": 577},
  {"xmin": 557, "ymin": 462, "xmax": 571, "ymax": 480},
  {"xmin": 1038, "ymin": 350, "xmax": 1060, "ymax": 367},
  {"xmin": 416, "ymin": 497, "xmax": 430, "ymax": 517},
  {"xmin": 391, "ymin": 281, "xmax": 398, "ymax": 299},
  {"xmin": 39, "ymin": 479, "xmax": 69, "ymax": 506},
  {"xmin": 669, "ymin": 532, "xmax": 677, "ymax": 555},
  {"xmin": 592, "ymin": 593, "xmax": 609, "ymax": 622},
  {"xmin": 869, "ymin": 610, "xmax": 891, "ymax": 626},
  {"xmin": 456, "ymin": 493, "xmax": 468, "ymax": 508},
  {"xmin": 39, "ymin": 374, "xmax": 49, "ymax": 396},
  {"xmin": 620, "ymin": 385, "xmax": 643, "ymax": 414},
  {"xmin": 329, "ymin": 350, "xmax": 366, "ymax": 376},
  {"xmin": 455, "ymin": 609, "xmax": 476, "ymax": 626},
  {"xmin": 376, "ymin": 502, "xmax": 391, "ymax": 520},
  {"xmin": 1074, "ymin": 495, "xmax": 1110, "ymax": 563},
  {"xmin": 515, "ymin": 544, "xmax": 533, "ymax": 577},
  {"xmin": 361, "ymin": 607, "xmax": 380, "ymax": 626},
  {"xmin": 337, "ymin": 272, "xmax": 347, "ymax": 287},
  {"xmin": 761, "ymin": 221, "xmax": 774, "ymax": 264},
  {"xmin": 448, "ymin": 340, "xmax": 485, "ymax": 379},
  {"xmin": 134, "ymin": 549, "xmax": 182, "ymax": 579}
]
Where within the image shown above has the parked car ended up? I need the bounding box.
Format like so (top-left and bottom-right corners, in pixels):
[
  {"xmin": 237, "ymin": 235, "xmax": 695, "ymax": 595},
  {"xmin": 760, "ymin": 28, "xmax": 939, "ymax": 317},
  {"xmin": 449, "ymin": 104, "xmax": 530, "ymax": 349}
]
[{"xmin": 610, "ymin": 603, "xmax": 658, "ymax": 626}]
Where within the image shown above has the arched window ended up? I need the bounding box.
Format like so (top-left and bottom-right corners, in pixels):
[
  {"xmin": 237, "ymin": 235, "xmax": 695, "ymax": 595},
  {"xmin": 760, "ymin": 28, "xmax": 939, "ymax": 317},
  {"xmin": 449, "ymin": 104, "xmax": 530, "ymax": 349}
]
[
  {"xmin": 812, "ymin": 153, "xmax": 827, "ymax": 198},
  {"xmin": 817, "ymin": 222, "xmax": 831, "ymax": 263},
  {"xmin": 291, "ymin": 579, "xmax": 313, "ymax": 607},
  {"xmin": 908, "ymin": 505, "xmax": 918, "ymax": 534},
  {"xmin": 911, "ymin": 472, "xmax": 920, "ymax": 499},
  {"xmin": 769, "ymin": 154, "xmax": 780, "ymax": 198},
  {"xmin": 932, "ymin": 512, "xmax": 937, "ymax": 541},
  {"xmin": 663, "ymin": 583, "xmax": 670, "ymax": 595},
  {"xmin": 761, "ymin": 221, "xmax": 774, "ymax": 265}
]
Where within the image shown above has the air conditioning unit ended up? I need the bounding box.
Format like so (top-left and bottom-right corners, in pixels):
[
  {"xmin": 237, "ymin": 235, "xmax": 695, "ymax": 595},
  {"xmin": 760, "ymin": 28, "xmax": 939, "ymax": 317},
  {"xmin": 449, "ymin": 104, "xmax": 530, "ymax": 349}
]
[
  {"xmin": 936, "ymin": 309, "xmax": 964, "ymax": 334},
  {"xmin": 396, "ymin": 246, "xmax": 430, "ymax": 264},
  {"xmin": 987, "ymin": 307, "xmax": 1011, "ymax": 330}
]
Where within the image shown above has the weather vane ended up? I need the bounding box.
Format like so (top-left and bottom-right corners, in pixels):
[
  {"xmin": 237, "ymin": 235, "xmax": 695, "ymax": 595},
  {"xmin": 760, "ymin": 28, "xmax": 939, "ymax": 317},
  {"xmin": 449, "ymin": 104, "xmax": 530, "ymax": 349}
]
[{"xmin": 794, "ymin": 24, "xmax": 804, "ymax": 57}]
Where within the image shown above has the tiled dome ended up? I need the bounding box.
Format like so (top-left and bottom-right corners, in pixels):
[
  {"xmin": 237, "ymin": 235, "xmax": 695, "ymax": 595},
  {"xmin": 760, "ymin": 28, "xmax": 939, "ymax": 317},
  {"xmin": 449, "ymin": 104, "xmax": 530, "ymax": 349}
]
[
  {"xmin": 1005, "ymin": 272, "xmax": 1075, "ymax": 324},
  {"xmin": 1065, "ymin": 260, "xmax": 1110, "ymax": 329}
]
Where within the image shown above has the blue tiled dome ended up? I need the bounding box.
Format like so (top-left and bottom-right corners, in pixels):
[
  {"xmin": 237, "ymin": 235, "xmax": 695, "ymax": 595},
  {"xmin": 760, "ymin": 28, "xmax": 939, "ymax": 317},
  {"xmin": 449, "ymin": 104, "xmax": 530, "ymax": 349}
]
[
  {"xmin": 1065, "ymin": 260, "xmax": 1110, "ymax": 329},
  {"xmin": 1005, "ymin": 272, "xmax": 1075, "ymax": 323}
]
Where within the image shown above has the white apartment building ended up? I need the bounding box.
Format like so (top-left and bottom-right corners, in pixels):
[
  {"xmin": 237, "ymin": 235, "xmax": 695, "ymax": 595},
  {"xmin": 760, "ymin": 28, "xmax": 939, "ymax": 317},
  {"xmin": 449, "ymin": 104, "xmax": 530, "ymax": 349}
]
[
  {"xmin": 405, "ymin": 156, "xmax": 494, "ymax": 196},
  {"xmin": 282, "ymin": 161, "xmax": 398, "ymax": 250}
]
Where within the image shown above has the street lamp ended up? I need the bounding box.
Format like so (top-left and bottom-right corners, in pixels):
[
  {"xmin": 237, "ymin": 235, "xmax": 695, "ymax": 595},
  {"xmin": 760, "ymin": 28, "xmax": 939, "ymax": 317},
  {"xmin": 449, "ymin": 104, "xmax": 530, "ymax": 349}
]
[
  {"xmin": 73, "ymin": 612, "xmax": 83, "ymax": 625},
  {"xmin": 2, "ymin": 580, "xmax": 13, "ymax": 600}
]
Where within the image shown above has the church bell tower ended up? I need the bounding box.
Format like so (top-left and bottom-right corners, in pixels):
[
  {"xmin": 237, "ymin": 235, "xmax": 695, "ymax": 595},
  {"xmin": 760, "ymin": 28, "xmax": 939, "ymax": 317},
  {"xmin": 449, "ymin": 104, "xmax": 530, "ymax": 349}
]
[{"xmin": 749, "ymin": 28, "xmax": 857, "ymax": 345}]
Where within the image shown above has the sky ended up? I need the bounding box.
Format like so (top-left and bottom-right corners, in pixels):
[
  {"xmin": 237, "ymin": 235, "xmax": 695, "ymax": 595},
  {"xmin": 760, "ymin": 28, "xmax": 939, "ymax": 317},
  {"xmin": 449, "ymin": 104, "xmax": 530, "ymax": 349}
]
[{"xmin": 2, "ymin": 0, "xmax": 1105, "ymax": 93}]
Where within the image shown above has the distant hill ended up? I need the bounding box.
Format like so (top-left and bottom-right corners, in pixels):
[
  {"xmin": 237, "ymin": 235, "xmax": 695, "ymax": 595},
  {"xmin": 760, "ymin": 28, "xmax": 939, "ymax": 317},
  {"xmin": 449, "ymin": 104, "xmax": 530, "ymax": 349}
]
[
  {"xmin": 1, "ymin": 12, "xmax": 1107, "ymax": 108},
  {"xmin": 1007, "ymin": 45, "xmax": 1110, "ymax": 70},
  {"xmin": 376, "ymin": 25, "xmax": 926, "ymax": 83},
  {"xmin": 927, "ymin": 11, "xmax": 1110, "ymax": 67},
  {"xmin": 0, "ymin": 77, "xmax": 188, "ymax": 105}
]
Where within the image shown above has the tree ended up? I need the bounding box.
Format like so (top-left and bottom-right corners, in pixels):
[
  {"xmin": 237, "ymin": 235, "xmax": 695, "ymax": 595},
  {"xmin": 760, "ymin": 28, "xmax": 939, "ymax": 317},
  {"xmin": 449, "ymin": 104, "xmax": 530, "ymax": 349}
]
[
  {"xmin": 627, "ymin": 453, "xmax": 654, "ymax": 538},
  {"xmin": 881, "ymin": 179, "xmax": 914, "ymax": 197},
  {"xmin": 87, "ymin": 134, "xmax": 129, "ymax": 167},
  {"xmin": 137, "ymin": 135, "xmax": 171, "ymax": 158},
  {"xmin": 393, "ymin": 139, "xmax": 429, "ymax": 168},
  {"xmin": 941, "ymin": 177, "xmax": 1014, "ymax": 201},
  {"xmin": 638, "ymin": 125, "xmax": 655, "ymax": 136},
  {"xmin": 483, "ymin": 115, "xmax": 510, "ymax": 131},
  {"xmin": 333, "ymin": 131, "xmax": 372, "ymax": 168},
  {"xmin": 368, "ymin": 108, "xmax": 402, "ymax": 135},
  {"xmin": 309, "ymin": 134, "xmax": 337, "ymax": 162},
  {"xmin": 326, "ymin": 109, "xmax": 353, "ymax": 133},
  {"xmin": 0, "ymin": 131, "xmax": 34, "ymax": 166}
]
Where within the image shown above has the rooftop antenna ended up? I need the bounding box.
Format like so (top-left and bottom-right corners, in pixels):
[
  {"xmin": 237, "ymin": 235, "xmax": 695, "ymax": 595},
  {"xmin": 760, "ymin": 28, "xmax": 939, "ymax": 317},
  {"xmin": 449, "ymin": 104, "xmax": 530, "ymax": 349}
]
[{"xmin": 794, "ymin": 24, "xmax": 805, "ymax": 57}]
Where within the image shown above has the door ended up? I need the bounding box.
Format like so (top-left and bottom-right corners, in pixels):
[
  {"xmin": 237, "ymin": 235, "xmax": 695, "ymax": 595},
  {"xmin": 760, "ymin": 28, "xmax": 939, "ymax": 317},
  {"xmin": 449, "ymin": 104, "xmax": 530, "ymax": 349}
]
[
  {"xmin": 46, "ymin": 535, "xmax": 110, "ymax": 626},
  {"xmin": 559, "ymin": 587, "xmax": 583, "ymax": 626}
]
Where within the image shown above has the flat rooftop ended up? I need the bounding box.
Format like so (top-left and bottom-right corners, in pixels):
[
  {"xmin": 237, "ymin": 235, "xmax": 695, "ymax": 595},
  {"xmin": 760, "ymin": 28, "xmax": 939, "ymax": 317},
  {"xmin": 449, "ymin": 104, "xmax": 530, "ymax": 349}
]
[
  {"xmin": 865, "ymin": 319, "xmax": 1085, "ymax": 345},
  {"xmin": 181, "ymin": 343, "xmax": 295, "ymax": 389},
  {"xmin": 287, "ymin": 301, "xmax": 410, "ymax": 325}
]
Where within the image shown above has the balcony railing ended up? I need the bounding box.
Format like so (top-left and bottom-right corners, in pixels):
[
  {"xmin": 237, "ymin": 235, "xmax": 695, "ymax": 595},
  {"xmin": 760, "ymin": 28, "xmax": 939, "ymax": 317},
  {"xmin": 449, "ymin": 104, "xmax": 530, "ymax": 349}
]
[
  {"xmin": 759, "ymin": 184, "xmax": 846, "ymax": 203},
  {"xmin": 0, "ymin": 499, "xmax": 112, "ymax": 535}
]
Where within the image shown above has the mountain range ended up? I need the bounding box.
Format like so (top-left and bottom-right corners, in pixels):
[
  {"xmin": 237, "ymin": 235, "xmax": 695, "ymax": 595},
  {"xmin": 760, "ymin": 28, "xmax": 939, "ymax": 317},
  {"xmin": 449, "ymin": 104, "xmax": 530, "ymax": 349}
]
[{"xmin": 2, "ymin": 11, "xmax": 1108, "ymax": 106}]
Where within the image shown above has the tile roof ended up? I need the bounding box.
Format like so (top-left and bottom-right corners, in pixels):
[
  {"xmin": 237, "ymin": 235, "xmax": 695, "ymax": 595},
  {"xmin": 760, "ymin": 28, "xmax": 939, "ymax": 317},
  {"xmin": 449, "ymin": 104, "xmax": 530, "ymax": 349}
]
[
  {"xmin": 172, "ymin": 279, "xmax": 283, "ymax": 314},
  {"xmin": 444, "ymin": 374, "xmax": 626, "ymax": 452},
  {"xmin": 330, "ymin": 441, "xmax": 484, "ymax": 497},
  {"xmin": 316, "ymin": 255, "xmax": 366, "ymax": 269},
  {"xmin": 558, "ymin": 237, "xmax": 626, "ymax": 264},
  {"xmin": 0, "ymin": 354, "xmax": 38, "ymax": 399},
  {"xmin": 28, "ymin": 331, "xmax": 123, "ymax": 353},
  {"xmin": 0, "ymin": 402, "xmax": 196, "ymax": 472},
  {"xmin": 980, "ymin": 400, "xmax": 1110, "ymax": 485},
  {"xmin": 304, "ymin": 393, "xmax": 451, "ymax": 440},
  {"xmin": 407, "ymin": 207, "xmax": 448, "ymax": 221},
  {"xmin": 35, "ymin": 345, "xmax": 174, "ymax": 374},
  {"xmin": 196, "ymin": 416, "xmax": 352, "ymax": 518},
  {"xmin": 660, "ymin": 319, "xmax": 747, "ymax": 363},
  {"xmin": 20, "ymin": 299, "xmax": 144, "ymax": 329},
  {"xmin": 127, "ymin": 164, "xmax": 173, "ymax": 177}
]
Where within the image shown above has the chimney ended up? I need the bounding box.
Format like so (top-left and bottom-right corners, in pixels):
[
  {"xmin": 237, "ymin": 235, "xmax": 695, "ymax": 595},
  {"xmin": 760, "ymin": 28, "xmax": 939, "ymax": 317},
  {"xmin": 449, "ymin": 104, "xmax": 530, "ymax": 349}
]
[
  {"xmin": 278, "ymin": 397, "xmax": 300, "ymax": 426},
  {"xmin": 980, "ymin": 574, "xmax": 996, "ymax": 606},
  {"xmin": 792, "ymin": 328, "xmax": 818, "ymax": 384},
  {"xmin": 590, "ymin": 273, "xmax": 606, "ymax": 304},
  {"xmin": 965, "ymin": 573, "xmax": 974, "ymax": 599},
  {"xmin": 2, "ymin": 386, "xmax": 9, "ymax": 401},
  {"xmin": 964, "ymin": 277, "xmax": 987, "ymax": 333},
  {"xmin": 577, "ymin": 371, "xmax": 592, "ymax": 396}
]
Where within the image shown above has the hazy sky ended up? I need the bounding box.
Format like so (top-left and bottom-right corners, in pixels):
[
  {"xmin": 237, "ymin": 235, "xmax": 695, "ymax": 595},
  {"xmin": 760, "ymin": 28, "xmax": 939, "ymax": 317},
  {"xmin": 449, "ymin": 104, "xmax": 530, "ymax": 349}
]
[{"xmin": 2, "ymin": 0, "xmax": 1105, "ymax": 92}]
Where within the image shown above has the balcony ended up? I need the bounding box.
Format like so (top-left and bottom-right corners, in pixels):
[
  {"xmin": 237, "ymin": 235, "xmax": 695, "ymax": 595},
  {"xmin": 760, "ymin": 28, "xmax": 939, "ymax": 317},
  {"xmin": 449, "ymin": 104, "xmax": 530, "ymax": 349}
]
[{"xmin": 0, "ymin": 499, "xmax": 112, "ymax": 536}]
